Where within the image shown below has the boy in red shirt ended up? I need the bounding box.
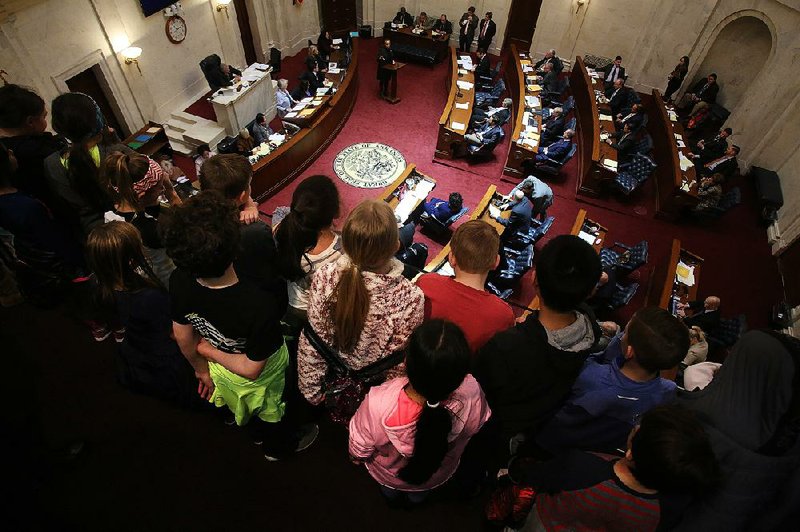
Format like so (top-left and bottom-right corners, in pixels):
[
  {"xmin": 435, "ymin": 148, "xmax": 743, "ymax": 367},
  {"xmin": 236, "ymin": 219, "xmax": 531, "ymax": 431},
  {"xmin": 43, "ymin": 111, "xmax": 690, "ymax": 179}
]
[{"xmin": 416, "ymin": 220, "xmax": 514, "ymax": 353}]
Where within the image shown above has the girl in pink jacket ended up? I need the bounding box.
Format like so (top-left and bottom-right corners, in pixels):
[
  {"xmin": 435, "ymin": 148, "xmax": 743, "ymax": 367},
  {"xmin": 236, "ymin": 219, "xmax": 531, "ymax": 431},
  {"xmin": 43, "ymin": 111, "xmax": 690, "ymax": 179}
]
[{"xmin": 349, "ymin": 320, "xmax": 492, "ymax": 503}]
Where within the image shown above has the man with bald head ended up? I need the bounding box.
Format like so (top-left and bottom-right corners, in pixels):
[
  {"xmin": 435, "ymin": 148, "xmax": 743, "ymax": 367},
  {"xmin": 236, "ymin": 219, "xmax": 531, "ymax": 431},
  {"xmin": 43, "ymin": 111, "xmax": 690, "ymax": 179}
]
[
  {"xmin": 535, "ymin": 49, "xmax": 563, "ymax": 74},
  {"xmin": 682, "ymin": 296, "xmax": 721, "ymax": 333}
]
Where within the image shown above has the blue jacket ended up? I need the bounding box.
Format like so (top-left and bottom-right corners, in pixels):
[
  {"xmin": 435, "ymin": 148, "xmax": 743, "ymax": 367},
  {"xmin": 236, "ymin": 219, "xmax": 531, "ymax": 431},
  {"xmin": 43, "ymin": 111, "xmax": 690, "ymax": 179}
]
[
  {"xmin": 498, "ymin": 196, "xmax": 533, "ymax": 236},
  {"xmin": 538, "ymin": 137, "xmax": 571, "ymax": 161},
  {"xmin": 536, "ymin": 333, "xmax": 677, "ymax": 454},
  {"xmin": 477, "ymin": 123, "xmax": 504, "ymax": 145},
  {"xmin": 423, "ymin": 198, "xmax": 454, "ymax": 221}
]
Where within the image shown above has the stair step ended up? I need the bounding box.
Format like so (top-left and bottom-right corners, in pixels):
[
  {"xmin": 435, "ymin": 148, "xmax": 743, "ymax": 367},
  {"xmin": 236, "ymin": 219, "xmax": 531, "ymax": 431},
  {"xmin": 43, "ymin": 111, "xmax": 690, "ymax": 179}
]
[
  {"xmin": 167, "ymin": 137, "xmax": 196, "ymax": 157},
  {"xmin": 182, "ymin": 123, "xmax": 227, "ymax": 148},
  {"xmin": 170, "ymin": 111, "xmax": 200, "ymax": 125},
  {"xmin": 165, "ymin": 121, "xmax": 187, "ymax": 134}
]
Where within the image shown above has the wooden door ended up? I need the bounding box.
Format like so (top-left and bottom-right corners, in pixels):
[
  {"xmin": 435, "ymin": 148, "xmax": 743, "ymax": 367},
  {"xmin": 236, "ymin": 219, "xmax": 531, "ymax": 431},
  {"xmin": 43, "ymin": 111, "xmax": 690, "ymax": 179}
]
[
  {"xmin": 65, "ymin": 65, "xmax": 127, "ymax": 137},
  {"xmin": 318, "ymin": 0, "xmax": 356, "ymax": 34},
  {"xmin": 233, "ymin": 0, "xmax": 257, "ymax": 65},
  {"xmin": 502, "ymin": 0, "xmax": 544, "ymax": 52}
]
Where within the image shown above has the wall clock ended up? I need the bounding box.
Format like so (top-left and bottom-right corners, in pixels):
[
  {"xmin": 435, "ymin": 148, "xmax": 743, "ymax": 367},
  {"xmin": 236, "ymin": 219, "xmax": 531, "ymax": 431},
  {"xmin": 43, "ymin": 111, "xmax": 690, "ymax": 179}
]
[{"xmin": 166, "ymin": 15, "xmax": 187, "ymax": 44}]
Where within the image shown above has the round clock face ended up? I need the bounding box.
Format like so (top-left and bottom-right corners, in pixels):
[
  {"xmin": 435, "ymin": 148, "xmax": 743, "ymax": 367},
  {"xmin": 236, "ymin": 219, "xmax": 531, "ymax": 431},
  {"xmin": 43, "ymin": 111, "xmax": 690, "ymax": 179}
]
[{"xmin": 166, "ymin": 16, "xmax": 187, "ymax": 44}]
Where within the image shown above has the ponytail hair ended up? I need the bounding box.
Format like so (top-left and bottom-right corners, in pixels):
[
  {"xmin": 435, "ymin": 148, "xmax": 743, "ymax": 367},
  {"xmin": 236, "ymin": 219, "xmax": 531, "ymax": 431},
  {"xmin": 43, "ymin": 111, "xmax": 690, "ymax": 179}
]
[
  {"xmin": 51, "ymin": 92, "xmax": 110, "ymax": 212},
  {"xmin": 274, "ymin": 175, "xmax": 340, "ymax": 281},
  {"xmin": 102, "ymin": 151, "xmax": 151, "ymax": 211},
  {"xmin": 399, "ymin": 320, "xmax": 470, "ymax": 485},
  {"xmin": 332, "ymin": 199, "xmax": 398, "ymax": 352}
]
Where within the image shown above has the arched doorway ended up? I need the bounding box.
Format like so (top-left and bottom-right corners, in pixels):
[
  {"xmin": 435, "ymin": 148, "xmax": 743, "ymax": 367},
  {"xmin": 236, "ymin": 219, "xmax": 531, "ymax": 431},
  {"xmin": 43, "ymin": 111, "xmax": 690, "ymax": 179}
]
[{"xmin": 693, "ymin": 15, "xmax": 772, "ymax": 109}]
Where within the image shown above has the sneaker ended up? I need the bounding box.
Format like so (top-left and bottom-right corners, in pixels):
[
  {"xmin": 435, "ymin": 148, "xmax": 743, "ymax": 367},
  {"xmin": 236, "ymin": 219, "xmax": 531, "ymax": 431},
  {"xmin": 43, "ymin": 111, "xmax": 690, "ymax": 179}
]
[
  {"xmin": 264, "ymin": 423, "xmax": 319, "ymax": 461},
  {"xmin": 91, "ymin": 326, "xmax": 111, "ymax": 342},
  {"xmin": 113, "ymin": 328, "xmax": 126, "ymax": 343}
]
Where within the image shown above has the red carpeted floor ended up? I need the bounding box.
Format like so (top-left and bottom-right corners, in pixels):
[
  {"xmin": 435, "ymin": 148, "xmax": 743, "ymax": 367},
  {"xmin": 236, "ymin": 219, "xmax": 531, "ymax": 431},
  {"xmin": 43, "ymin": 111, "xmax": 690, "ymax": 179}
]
[{"xmin": 248, "ymin": 37, "xmax": 782, "ymax": 329}]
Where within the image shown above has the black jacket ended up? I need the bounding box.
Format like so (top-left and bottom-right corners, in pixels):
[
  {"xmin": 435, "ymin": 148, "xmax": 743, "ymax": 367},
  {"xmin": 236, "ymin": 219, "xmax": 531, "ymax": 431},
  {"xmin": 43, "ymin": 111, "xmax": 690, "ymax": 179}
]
[
  {"xmin": 602, "ymin": 63, "xmax": 626, "ymax": 83},
  {"xmin": 697, "ymin": 135, "xmax": 728, "ymax": 162},
  {"xmin": 393, "ymin": 11, "xmax": 413, "ymax": 26},
  {"xmin": 433, "ymin": 19, "xmax": 453, "ymax": 34},
  {"xmin": 610, "ymin": 130, "xmax": 636, "ymax": 161},
  {"xmin": 475, "ymin": 54, "xmax": 491, "ymax": 79},
  {"xmin": 701, "ymin": 156, "xmax": 738, "ymax": 179},
  {"xmin": 376, "ymin": 46, "xmax": 394, "ymax": 80},
  {"xmin": 606, "ymin": 86, "xmax": 634, "ymax": 117},
  {"xmin": 474, "ymin": 306, "xmax": 602, "ymax": 439},
  {"xmin": 535, "ymin": 56, "xmax": 564, "ymax": 74},
  {"xmin": 684, "ymin": 301, "xmax": 721, "ymax": 332},
  {"xmin": 691, "ymin": 79, "xmax": 719, "ymax": 104},
  {"xmin": 299, "ymin": 69, "xmax": 324, "ymax": 91},
  {"xmin": 478, "ymin": 19, "xmax": 496, "ymax": 45},
  {"xmin": 542, "ymin": 114, "xmax": 566, "ymax": 144}
]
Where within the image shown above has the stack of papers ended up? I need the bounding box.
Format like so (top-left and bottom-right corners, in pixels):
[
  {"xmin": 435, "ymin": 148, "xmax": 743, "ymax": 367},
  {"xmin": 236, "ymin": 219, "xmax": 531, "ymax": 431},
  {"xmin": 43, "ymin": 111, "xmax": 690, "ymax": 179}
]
[
  {"xmin": 456, "ymin": 80, "xmax": 474, "ymax": 90},
  {"xmin": 678, "ymin": 153, "xmax": 695, "ymax": 171},
  {"xmin": 527, "ymin": 84, "xmax": 542, "ymax": 92},
  {"xmin": 301, "ymin": 97, "xmax": 313, "ymax": 103},
  {"xmin": 284, "ymin": 111, "xmax": 298, "ymax": 118},
  {"xmin": 315, "ymin": 88, "xmax": 329, "ymax": 96},
  {"xmin": 451, "ymin": 121, "xmax": 466, "ymax": 130},
  {"xmin": 677, "ymin": 140, "xmax": 686, "ymax": 148},
  {"xmin": 437, "ymin": 262, "xmax": 455, "ymax": 277},
  {"xmin": 332, "ymin": 38, "xmax": 343, "ymax": 45},
  {"xmin": 599, "ymin": 113, "xmax": 613, "ymax": 122},
  {"xmin": 577, "ymin": 231, "xmax": 598, "ymax": 246},
  {"xmin": 676, "ymin": 261, "xmax": 695, "ymax": 286},
  {"xmin": 525, "ymin": 96, "xmax": 540, "ymax": 108},
  {"xmin": 328, "ymin": 67, "xmax": 341, "ymax": 74},
  {"xmin": 488, "ymin": 205, "xmax": 502, "ymax": 219},
  {"xmin": 602, "ymin": 159, "xmax": 618, "ymax": 171},
  {"xmin": 667, "ymin": 110, "xmax": 678, "ymax": 122},
  {"xmin": 455, "ymin": 102, "xmax": 469, "ymax": 110}
]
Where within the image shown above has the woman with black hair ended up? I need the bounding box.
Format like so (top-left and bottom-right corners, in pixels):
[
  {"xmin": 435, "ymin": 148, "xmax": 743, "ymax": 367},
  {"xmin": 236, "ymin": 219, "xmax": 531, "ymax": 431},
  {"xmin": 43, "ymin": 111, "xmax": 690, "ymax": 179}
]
[
  {"xmin": 43, "ymin": 92, "xmax": 131, "ymax": 238},
  {"xmin": 349, "ymin": 320, "xmax": 491, "ymax": 504},
  {"xmin": 273, "ymin": 175, "xmax": 342, "ymax": 327},
  {"xmin": 664, "ymin": 55, "xmax": 690, "ymax": 102}
]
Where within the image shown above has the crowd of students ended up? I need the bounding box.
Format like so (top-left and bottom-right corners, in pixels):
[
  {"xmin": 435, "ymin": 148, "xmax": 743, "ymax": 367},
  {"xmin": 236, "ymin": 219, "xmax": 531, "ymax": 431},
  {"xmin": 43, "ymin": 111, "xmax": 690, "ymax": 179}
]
[{"xmin": 1, "ymin": 81, "xmax": 799, "ymax": 530}]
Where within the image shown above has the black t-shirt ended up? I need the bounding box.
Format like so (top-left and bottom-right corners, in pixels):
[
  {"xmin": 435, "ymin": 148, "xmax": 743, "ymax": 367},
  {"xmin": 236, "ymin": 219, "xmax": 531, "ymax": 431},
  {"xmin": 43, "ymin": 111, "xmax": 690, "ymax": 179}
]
[
  {"xmin": 169, "ymin": 268, "xmax": 283, "ymax": 361},
  {"xmin": 234, "ymin": 220, "xmax": 288, "ymax": 314},
  {"xmin": 112, "ymin": 205, "xmax": 162, "ymax": 249}
]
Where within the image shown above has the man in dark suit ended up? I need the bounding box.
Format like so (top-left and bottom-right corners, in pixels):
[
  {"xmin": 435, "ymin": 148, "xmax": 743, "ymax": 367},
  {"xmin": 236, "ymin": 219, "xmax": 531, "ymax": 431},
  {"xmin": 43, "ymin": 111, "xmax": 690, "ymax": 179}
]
[
  {"xmin": 541, "ymin": 106, "xmax": 566, "ymax": 145},
  {"xmin": 536, "ymin": 129, "xmax": 574, "ymax": 162},
  {"xmin": 535, "ymin": 49, "xmax": 563, "ymax": 74},
  {"xmin": 458, "ymin": 7, "xmax": 479, "ymax": 52},
  {"xmin": 465, "ymin": 114, "xmax": 504, "ymax": 148},
  {"xmin": 477, "ymin": 12, "xmax": 496, "ymax": 52},
  {"xmin": 469, "ymin": 97, "xmax": 512, "ymax": 129},
  {"xmin": 299, "ymin": 63, "xmax": 325, "ymax": 92},
  {"xmin": 474, "ymin": 48, "xmax": 491, "ymax": 79},
  {"xmin": 682, "ymin": 296, "xmax": 721, "ymax": 333},
  {"xmin": 603, "ymin": 56, "xmax": 626, "ymax": 90},
  {"xmin": 606, "ymin": 122, "xmax": 637, "ymax": 164},
  {"xmin": 392, "ymin": 7, "xmax": 413, "ymax": 26},
  {"xmin": 700, "ymin": 145, "xmax": 740, "ymax": 179},
  {"xmin": 689, "ymin": 128, "xmax": 731, "ymax": 163},
  {"xmin": 432, "ymin": 14, "xmax": 453, "ymax": 36},
  {"xmin": 615, "ymin": 103, "xmax": 645, "ymax": 132},
  {"xmin": 606, "ymin": 78, "xmax": 633, "ymax": 117},
  {"xmin": 540, "ymin": 63, "xmax": 560, "ymax": 95},
  {"xmin": 377, "ymin": 39, "xmax": 395, "ymax": 98},
  {"xmin": 494, "ymin": 189, "xmax": 533, "ymax": 241},
  {"xmin": 290, "ymin": 79, "xmax": 312, "ymax": 101},
  {"xmin": 678, "ymin": 73, "xmax": 719, "ymax": 116}
]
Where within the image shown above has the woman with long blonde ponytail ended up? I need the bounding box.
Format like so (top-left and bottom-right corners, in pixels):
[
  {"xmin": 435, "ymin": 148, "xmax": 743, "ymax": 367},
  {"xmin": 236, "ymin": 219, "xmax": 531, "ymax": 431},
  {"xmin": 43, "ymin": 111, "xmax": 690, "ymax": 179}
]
[{"xmin": 297, "ymin": 199, "xmax": 424, "ymax": 412}]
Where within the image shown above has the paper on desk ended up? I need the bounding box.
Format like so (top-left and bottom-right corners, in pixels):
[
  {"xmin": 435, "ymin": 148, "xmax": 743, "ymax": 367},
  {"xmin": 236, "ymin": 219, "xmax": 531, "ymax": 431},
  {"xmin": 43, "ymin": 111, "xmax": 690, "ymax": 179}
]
[
  {"xmin": 526, "ymin": 96, "xmax": 540, "ymax": 108},
  {"xmin": 458, "ymin": 68, "xmax": 469, "ymax": 75},
  {"xmin": 328, "ymin": 67, "xmax": 341, "ymax": 74},
  {"xmin": 674, "ymin": 133, "xmax": 683, "ymax": 140},
  {"xmin": 678, "ymin": 154, "xmax": 695, "ymax": 171},
  {"xmin": 394, "ymin": 195, "xmax": 419, "ymax": 224},
  {"xmin": 268, "ymin": 133, "xmax": 285, "ymax": 144},
  {"xmin": 522, "ymin": 66, "xmax": 534, "ymax": 73},
  {"xmin": 451, "ymin": 121, "xmax": 466, "ymax": 130},
  {"xmin": 455, "ymin": 102, "xmax": 469, "ymax": 110},
  {"xmin": 456, "ymin": 80, "xmax": 474, "ymax": 90},
  {"xmin": 437, "ymin": 262, "xmax": 455, "ymax": 277},
  {"xmin": 527, "ymin": 84, "xmax": 542, "ymax": 92},
  {"xmin": 301, "ymin": 97, "xmax": 313, "ymax": 103},
  {"xmin": 599, "ymin": 113, "xmax": 614, "ymax": 122},
  {"xmin": 316, "ymin": 88, "xmax": 329, "ymax": 96},
  {"xmin": 332, "ymin": 38, "xmax": 343, "ymax": 44},
  {"xmin": 602, "ymin": 159, "xmax": 618, "ymax": 171},
  {"xmin": 522, "ymin": 138, "xmax": 538, "ymax": 149},
  {"xmin": 488, "ymin": 205, "xmax": 502, "ymax": 219},
  {"xmin": 677, "ymin": 140, "xmax": 686, "ymax": 148},
  {"xmin": 676, "ymin": 261, "xmax": 695, "ymax": 286},
  {"xmin": 293, "ymin": 103, "xmax": 308, "ymax": 110},
  {"xmin": 668, "ymin": 110, "xmax": 679, "ymax": 122},
  {"xmin": 284, "ymin": 112, "xmax": 298, "ymax": 118},
  {"xmin": 577, "ymin": 231, "xmax": 597, "ymax": 246},
  {"xmin": 145, "ymin": 127, "xmax": 161, "ymax": 134}
]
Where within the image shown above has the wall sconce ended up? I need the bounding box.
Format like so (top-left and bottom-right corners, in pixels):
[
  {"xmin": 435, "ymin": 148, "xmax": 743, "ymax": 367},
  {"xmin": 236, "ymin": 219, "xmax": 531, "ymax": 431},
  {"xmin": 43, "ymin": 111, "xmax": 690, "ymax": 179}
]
[
  {"xmin": 216, "ymin": 0, "xmax": 232, "ymax": 19},
  {"xmin": 122, "ymin": 46, "xmax": 143, "ymax": 74},
  {"xmin": 576, "ymin": 0, "xmax": 586, "ymax": 14}
]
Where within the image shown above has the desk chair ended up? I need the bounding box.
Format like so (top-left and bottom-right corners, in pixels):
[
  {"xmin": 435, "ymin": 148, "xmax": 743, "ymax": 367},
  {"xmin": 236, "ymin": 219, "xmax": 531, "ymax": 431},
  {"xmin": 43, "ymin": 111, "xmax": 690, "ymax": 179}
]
[
  {"xmin": 693, "ymin": 186, "xmax": 741, "ymax": 220},
  {"xmin": 611, "ymin": 153, "xmax": 656, "ymax": 196},
  {"xmin": 487, "ymin": 243, "xmax": 535, "ymax": 297},
  {"xmin": 599, "ymin": 240, "xmax": 648, "ymax": 275},
  {"xmin": 466, "ymin": 133, "xmax": 504, "ymax": 161},
  {"xmin": 475, "ymin": 78, "xmax": 506, "ymax": 108},
  {"xmin": 708, "ymin": 314, "xmax": 747, "ymax": 351},
  {"xmin": 608, "ymin": 281, "xmax": 639, "ymax": 310},
  {"xmin": 634, "ymin": 134, "xmax": 653, "ymax": 156},
  {"xmin": 528, "ymin": 142, "xmax": 577, "ymax": 179},
  {"xmin": 419, "ymin": 206, "xmax": 469, "ymax": 238},
  {"xmin": 268, "ymin": 47, "xmax": 282, "ymax": 74},
  {"xmin": 562, "ymin": 95, "xmax": 575, "ymax": 114},
  {"xmin": 506, "ymin": 215, "xmax": 555, "ymax": 250},
  {"xmin": 565, "ymin": 117, "xmax": 576, "ymax": 131}
]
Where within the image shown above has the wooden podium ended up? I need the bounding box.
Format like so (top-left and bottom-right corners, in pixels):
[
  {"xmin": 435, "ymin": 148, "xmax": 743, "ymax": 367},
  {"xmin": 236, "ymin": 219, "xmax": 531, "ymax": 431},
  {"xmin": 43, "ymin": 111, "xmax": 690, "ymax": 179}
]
[{"xmin": 382, "ymin": 62, "xmax": 406, "ymax": 104}]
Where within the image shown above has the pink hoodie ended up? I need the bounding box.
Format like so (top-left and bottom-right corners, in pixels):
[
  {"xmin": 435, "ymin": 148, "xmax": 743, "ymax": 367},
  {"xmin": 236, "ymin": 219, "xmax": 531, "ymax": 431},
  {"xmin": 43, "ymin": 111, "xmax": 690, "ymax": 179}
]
[{"xmin": 348, "ymin": 375, "xmax": 491, "ymax": 492}]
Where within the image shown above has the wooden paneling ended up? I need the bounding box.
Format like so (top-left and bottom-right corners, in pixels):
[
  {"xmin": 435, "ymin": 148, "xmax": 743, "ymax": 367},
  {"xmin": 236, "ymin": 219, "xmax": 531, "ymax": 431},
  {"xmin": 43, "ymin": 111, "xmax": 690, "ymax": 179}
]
[
  {"xmin": 502, "ymin": 0, "xmax": 544, "ymax": 51},
  {"xmin": 435, "ymin": 47, "xmax": 474, "ymax": 160},
  {"xmin": 318, "ymin": 0, "xmax": 357, "ymax": 34}
]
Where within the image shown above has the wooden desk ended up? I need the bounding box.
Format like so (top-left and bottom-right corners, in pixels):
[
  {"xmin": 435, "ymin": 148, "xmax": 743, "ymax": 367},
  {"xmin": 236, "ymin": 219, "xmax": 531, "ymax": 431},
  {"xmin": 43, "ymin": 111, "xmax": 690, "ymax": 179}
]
[
  {"xmin": 251, "ymin": 39, "xmax": 359, "ymax": 200},
  {"xmin": 571, "ymin": 56, "xmax": 618, "ymax": 198},
  {"xmin": 283, "ymin": 53, "xmax": 349, "ymax": 128},
  {"xmin": 209, "ymin": 64, "xmax": 275, "ymax": 136},
  {"xmin": 435, "ymin": 47, "xmax": 475, "ymax": 160},
  {"xmin": 648, "ymin": 90, "xmax": 700, "ymax": 220},
  {"xmin": 646, "ymin": 238, "xmax": 704, "ymax": 312},
  {"xmin": 376, "ymin": 164, "xmax": 436, "ymax": 222},
  {"xmin": 504, "ymin": 44, "xmax": 544, "ymax": 178},
  {"xmin": 383, "ymin": 26, "xmax": 449, "ymax": 63},
  {"xmin": 123, "ymin": 121, "xmax": 169, "ymax": 156},
  {"xmin": 522, "ymin": 208, "xmax": 608, "ymax": 316},
  {"xmin": 424, "ymin": 185, "xmax": 507, "ymax": 272}
]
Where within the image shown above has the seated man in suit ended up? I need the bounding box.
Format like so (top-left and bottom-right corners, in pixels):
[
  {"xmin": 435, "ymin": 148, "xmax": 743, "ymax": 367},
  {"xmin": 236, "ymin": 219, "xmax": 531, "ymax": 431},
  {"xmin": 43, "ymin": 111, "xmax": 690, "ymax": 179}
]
[
  {"xmin": 202, "ymin": 54, "xmax": 242, "ymax": 92},
  {"xmin": 536, "ymin": 129, "xmax": 575, "ymax": 162},
  {"xmin": 432, "ymin": 14, "xmax": 453, "ymax": 36},
  {"xmin": 392, "ymin": 6, "xmax": 413, "ymax": 26},
  {"xmin": 464, "ymin": 114, "xmax": 504, "ymax": 149},
  {"xmin": 615, "ymin": 103, "xmax": 645, "ymax": 132},
  {"xmin": 605, "ymin": 122, "xmax": 637, "ymax": 164},
  {"xmin": 603, "ymin": 56, "xmax": 626, "ymax": 91},
  {"xmin": 290, "ymin": 79, "xmax": 313, "ymax": 101},
  {"xmin": 470, "ymin": 98, "xmax": 512, "ymax": 129},
  {"xmin": 700, "ymin": 145, "xmax": 740, "ymax": 179},
  {"xmin": 511, "ymin": 175, "xmax": 553, "ymax": 222},
  {"xmin": 541, "ymin": 106, "xmax": 566, "ymax": 145},
  {"xmin": 415, "ymin": 11, "xmax": 433, "ymax": 30},
  {"xmin": 677, "ymin": 73, "xmax": 719, "ymax": 117},
  {"xmin": 679, "ymin": 296, "xmax": 721, "ymax": 334},
  {"xmin": 422, "ymin": 192, "xmax": 463, "ymax": 223},
  {"xmin": 689, "ymin": 128, "xmax": 732, "ymax": 163},
  {"xmin": 251, "ymin": 113, "xmax": 274, "ymax": 146},
  {"xmin": 474, "ymin": 48, "xmax": 491, "ymax": 80},
  {"xmin": 605, "ymin": 78, "xmax": 634, "ymax": 117},
  {"xmin": 299, "ymin": 63, "xmax": 325, "ymax": 92},
  {"xmin": 535, "ymin": 49, "xmax": 563, "ymax": 74},
  {"xmin": 492, "ymin": 189, "xmax": 533, "ymax": 241},
  {"xmin": 539, "ymin": 63, "xmax": 560, "ymax": 95}
]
